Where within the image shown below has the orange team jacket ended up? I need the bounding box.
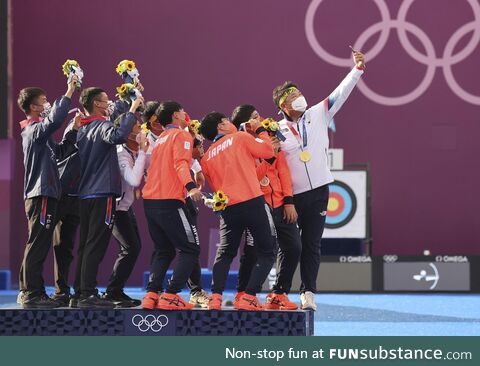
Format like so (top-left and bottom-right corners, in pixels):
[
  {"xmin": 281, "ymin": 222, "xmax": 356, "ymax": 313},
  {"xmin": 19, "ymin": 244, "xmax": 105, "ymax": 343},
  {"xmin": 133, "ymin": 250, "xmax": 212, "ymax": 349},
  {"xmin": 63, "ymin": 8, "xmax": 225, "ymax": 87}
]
[
  {"xmin": 200, "ymin": 130, "xmax": 274, "ymax": 206},
  {"xmin": 256, "ymin": 151, "xmax": 294, "ymax": 209},
  {"xmin": 142, "ymin": 126, "xmax": 196, "ymax": 202}
]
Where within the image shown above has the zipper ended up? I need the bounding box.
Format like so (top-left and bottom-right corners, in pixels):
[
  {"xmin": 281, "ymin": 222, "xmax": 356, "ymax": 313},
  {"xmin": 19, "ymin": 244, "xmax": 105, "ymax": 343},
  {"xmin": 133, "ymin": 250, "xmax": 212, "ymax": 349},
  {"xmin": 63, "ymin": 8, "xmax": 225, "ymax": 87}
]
[
  {"xmin": 295, "ymin": 120, "xmax": 314, "ymax": 190},
  {"xmin": 303, "ymin": 162, "xmax": 313, "ymax": 190},
  {"xmin": 268, "ymin": 182, "xmax": 274, "ymax": 208}
]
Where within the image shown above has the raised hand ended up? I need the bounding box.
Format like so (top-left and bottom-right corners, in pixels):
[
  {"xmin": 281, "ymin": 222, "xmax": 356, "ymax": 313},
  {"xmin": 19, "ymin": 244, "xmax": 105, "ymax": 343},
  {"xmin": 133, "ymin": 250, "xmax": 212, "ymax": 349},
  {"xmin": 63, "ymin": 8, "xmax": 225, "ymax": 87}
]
[
  {"xmin": 129, "ymin": 96, "xmax": 145, "ymax": 113},
  {"xmin": 139, "ymin": 131, "xmax": 149, "ymax": 152},
  {"xmin": 352, "ymin": 50, "xmax": 365, "ymax": 69},
  {"xmin": 72, "ymin": 110, "xmax": 85, "ymax": 131},
  {"xmin": 66, "ymin": 75, "xmax": 79, "ymax": 98}
]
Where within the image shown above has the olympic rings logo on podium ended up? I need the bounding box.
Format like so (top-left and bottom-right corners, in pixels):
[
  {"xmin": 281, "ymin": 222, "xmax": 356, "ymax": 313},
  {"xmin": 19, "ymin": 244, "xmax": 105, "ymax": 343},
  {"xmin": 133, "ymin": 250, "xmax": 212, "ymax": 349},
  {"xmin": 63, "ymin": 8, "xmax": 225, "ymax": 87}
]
[
  {"xmin": 305, "ymin": 0, "xmax": 480, "ymax": 105},
  {"xmin": 131, "ymin": 314, "xmax": 169, "ymax": 332}
]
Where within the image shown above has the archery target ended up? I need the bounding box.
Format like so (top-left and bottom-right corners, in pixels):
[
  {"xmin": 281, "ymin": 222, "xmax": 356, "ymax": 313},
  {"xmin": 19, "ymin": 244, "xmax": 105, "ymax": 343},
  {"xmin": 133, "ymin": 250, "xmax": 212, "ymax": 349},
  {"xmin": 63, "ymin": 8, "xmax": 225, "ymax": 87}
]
[
  {"xmin": 323, "ymin": 170, "xmax": 367, "ymax": 238},
  {"xmin": 326, "ymin": 181, "xmax": 357, "ymax": 228}
]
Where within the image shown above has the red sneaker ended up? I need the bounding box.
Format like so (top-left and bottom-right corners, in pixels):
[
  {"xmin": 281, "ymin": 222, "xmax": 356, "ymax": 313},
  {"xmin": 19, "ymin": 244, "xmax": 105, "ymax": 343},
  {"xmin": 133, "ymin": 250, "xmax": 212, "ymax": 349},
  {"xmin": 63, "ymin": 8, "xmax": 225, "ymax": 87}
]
[
  {"xmin": 142, "ymin": 292, "xmax": 159, "ymax": 310},
  {"xmin": 208, "ymin": 293, "xmax": 222, "ymax": 310},
  {"xmin": 233, "ymin": 291, "xmax": 245, "ymax": 308},
  {"xmin": 156, "ymin": 293, "xmax": 194, "ymax": 310},
  {"xmin": 235, "ymin": 293, "xmax": 263, "ymax": 311},
  {"xmin": 265, "ymin": 293, "xmax": 298, "ymax": 310}
]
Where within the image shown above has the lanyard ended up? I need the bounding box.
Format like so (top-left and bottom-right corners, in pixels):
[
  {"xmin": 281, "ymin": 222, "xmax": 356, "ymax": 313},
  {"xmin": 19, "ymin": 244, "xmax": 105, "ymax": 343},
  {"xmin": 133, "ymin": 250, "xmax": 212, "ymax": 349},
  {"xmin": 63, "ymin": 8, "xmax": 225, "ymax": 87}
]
[
  {"xmin": 298, "ymin": 114, "xmax": 308, "ymax": 148},
  {"xmin": 287, "ymin": 116, "xmax": 308, "ymax": 149}
]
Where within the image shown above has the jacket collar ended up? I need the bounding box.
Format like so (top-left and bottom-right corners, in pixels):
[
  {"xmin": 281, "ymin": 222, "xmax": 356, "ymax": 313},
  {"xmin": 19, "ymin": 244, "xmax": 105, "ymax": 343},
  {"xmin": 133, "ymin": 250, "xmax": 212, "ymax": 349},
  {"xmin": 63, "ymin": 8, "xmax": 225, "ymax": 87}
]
[
  {"xmin": 80, "ymin": 115, "xmax": 107, "ymax": 126},
  {"xmin": 19, "ymin": 117, "xmax": 41, "ymax": 130}
]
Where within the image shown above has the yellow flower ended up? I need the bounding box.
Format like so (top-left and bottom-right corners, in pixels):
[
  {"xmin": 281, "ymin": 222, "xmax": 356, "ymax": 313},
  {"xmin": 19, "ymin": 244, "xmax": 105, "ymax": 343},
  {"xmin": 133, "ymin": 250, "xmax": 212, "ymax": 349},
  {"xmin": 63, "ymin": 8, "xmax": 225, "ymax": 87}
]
[
  {"xmin": 116, "ymin": 84, "xmax": 126, "ymax": 95},
  {"xmin": 116, "ymin": 83, "xmax": 135, "ymax": 99},
  {"xmin": 116, "ymin": 59, "xmax": 136, "ymax": 75},
  {"xmin": 213, "ymin": 201, "xmax": 226, "ymax": 212},
  {"xmin": 269, "ymin": 120, "xmax": 279, "ymax": 132},
  {"xmin": 62, "ymin": 59, "xmax": 80, "ymax": 76},
  {"xmin": 190, "ymin": 120, "xmax": 201, "ymax": 135},
  {"xmin": 261, "ymin": 118, "xmax": 279, "ymax": 132},
  {"xmin": 262, "ymin": 121, "xmax": 270, "ymax": 129},
  {"xmin": 141, "ymin": 123, "xmax": 150, "ymax": 132},
  {"xmin": 210, "ymin": 190, "xmax": 229, "ymax": 211},
  {"xmin": 215, "ymin": 191, "xmax": 225, "ymax": 201}
]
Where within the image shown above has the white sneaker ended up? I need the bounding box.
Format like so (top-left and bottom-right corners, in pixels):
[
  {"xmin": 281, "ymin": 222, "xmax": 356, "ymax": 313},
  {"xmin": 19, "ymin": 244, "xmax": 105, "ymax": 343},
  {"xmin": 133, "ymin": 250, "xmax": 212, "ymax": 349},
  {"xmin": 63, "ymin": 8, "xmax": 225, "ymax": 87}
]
[
  {"xmin": 17, "ymin": 291, "xmax": 25, "ymax": 305},
  {"xmin": 300, "ymin": 291, "xmax": 317, "ymax": 311},
  {"xmin": 189, "ymin": 289, "xmax": 210, "ymax": 308}
]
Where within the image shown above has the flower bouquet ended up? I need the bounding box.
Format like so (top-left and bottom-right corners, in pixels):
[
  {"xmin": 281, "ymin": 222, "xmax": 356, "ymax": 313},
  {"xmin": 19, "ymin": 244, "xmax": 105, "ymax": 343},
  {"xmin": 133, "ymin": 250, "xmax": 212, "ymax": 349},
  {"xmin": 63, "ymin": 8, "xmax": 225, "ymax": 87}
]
[
  {"xmin": 62, "ymin": 59, "xmax": 84, "ymax": 91},
  {"xmin": 116, "ymin": 83, "xmax": 142, "ymax": 102},
  {"xmin": 116, "ymin": 59, "xmax": 140, "ymax": 84},
  {"xmin": 204, "ymin": 190, "xmax": 229, "ymax": 212},
  {"xmin": 115, "ymin": 59, "xmax": 143, "ymax": 109},
  {"xmin": 261, "ymin": 117, "xmax": 286, "ymax": 141}
]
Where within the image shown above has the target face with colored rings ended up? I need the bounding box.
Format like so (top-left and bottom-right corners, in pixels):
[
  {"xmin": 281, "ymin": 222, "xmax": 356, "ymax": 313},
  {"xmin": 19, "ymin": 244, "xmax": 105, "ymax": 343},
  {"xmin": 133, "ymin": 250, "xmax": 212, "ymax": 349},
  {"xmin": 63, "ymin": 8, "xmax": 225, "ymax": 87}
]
[{"xmin": 326, "ymin": 180, "xmax": 357, "ymax": 228}]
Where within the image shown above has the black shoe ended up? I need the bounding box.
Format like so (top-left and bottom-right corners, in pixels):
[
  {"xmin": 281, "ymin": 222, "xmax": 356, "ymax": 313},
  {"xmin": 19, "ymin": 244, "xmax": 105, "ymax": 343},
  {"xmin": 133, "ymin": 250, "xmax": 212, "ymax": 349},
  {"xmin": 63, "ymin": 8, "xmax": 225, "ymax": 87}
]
[
  {"xmin": 78, "ymin": 294, "xmax": 115, "ymax": 309},
  {"xmin": 23, "ymin": 294, "xmax": 60, "ymax": 309},
  {"xmin": 101, "ymin": 292, "xmax": 134, "ymax": 308},
  {"xmin": 51, "ymin": 293, "xmax": 71, "ymax": 307},
  {"xmin": 115, "ymin": 291, "xmax": 142, "ymax": 307},
  {"xmin": 102, "ymin": 291, "xmax": 141, "ymax": 307},
  {"xmin": 69, "ymin": 294, "xmax": 80, "ymax": 308}
]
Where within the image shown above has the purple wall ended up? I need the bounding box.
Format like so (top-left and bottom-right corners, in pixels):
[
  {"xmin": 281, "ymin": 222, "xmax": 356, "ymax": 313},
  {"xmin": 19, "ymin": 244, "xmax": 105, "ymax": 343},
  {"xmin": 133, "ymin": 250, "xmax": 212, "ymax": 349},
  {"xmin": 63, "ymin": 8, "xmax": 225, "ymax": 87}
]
[{"xmin": 7, "ymin": 0, "xmax": 480, "ymax": 286}]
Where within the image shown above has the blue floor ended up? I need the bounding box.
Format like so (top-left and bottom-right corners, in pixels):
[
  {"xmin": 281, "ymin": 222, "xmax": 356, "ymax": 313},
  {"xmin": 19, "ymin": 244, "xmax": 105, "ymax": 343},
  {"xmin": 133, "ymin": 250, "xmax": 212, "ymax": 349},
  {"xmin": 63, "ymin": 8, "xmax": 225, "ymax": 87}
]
[{"xmin": 1, "ymin": 289, "xmax": 479, "ymax": 336}]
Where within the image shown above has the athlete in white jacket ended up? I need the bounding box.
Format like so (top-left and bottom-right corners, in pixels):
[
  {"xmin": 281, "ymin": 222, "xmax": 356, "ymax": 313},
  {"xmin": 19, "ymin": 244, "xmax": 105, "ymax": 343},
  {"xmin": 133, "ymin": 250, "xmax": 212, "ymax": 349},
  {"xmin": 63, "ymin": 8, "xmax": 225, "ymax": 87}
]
[
  {"xmin": 272, "ymin": 50, "xmax": 365, "ymax": 310},
  {"xmin": 102, "ymin": 122, "xmax": 148, "ymax": 307}
]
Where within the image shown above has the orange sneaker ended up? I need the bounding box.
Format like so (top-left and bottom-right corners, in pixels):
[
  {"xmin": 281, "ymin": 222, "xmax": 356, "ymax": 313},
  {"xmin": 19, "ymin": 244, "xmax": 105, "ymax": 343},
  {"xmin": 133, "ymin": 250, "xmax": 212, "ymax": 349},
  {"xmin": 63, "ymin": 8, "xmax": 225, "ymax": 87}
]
[
  {"xmin": 235, "ymin": 293, "xmax": 263, "ymax": 311},
  {"xmin": 156, "ymin": 293, "xmax": 194, "ymax": 310},
  {"xmin": 233, "ymin": 291, "xmax": 245, "ymax": 308},
  {"xmin": 142, "ymin": 292, "xmax": 159, "ymax": 310},
  {"xmin": 208, "ymin": 293, "xmax": 222, "ymax": 310},
  {"xmin": 265, "ymin": 293, "xmax": 298, "ymax": 310}
]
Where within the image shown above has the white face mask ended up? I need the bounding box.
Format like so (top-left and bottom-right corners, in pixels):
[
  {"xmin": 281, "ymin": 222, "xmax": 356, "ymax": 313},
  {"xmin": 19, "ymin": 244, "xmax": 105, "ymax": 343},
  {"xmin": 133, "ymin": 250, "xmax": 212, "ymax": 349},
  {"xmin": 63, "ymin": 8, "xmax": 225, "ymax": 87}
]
[
  {"xmin": 40, "ymin": 102, "xmax": 52, "ymax": 118},
  {"xmin": 291, "ymin": 96, "xmax": 308, "ymax": 113}
]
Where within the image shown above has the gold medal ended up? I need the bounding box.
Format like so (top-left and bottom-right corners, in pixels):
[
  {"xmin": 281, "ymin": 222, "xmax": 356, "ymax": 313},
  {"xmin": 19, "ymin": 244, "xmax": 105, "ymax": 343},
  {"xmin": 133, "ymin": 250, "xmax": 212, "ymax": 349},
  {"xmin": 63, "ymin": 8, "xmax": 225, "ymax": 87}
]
[
  {"xmin": 299, "ymin": 150, "xmax": 311, "ymax": 162},
  {"xmin": 260, "ymin": 177, "xmax": 270, "ymax": 187}
]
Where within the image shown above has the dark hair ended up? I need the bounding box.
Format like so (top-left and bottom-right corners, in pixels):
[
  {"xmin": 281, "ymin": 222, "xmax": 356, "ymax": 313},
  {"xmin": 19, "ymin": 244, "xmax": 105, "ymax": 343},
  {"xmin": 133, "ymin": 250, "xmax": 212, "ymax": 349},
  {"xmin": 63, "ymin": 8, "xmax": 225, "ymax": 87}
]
[
  {"xmin": 142, "ymin": 100, "xmax": 160, "ymax": 128},
  {"xmin": 200, "ymin": 112, "xmax": 226, "ymax": 141},
  {"xmin": 79, "ymin": 87, "xmax": 106, "ymax": 113},
  {"xmin": 272, "ymin": 81, "xmax": 298, "ymax": 109},
  {"xmin": 231, "ymin": 104, "xmax": 256, "ymax": 128},
  {"xmin": 155, "ymin": 100, "xmax": 183, "ymax": 126},
  {"xmin": 17, "ymin": 87, "xmax": 46, "ymax": 114}
]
